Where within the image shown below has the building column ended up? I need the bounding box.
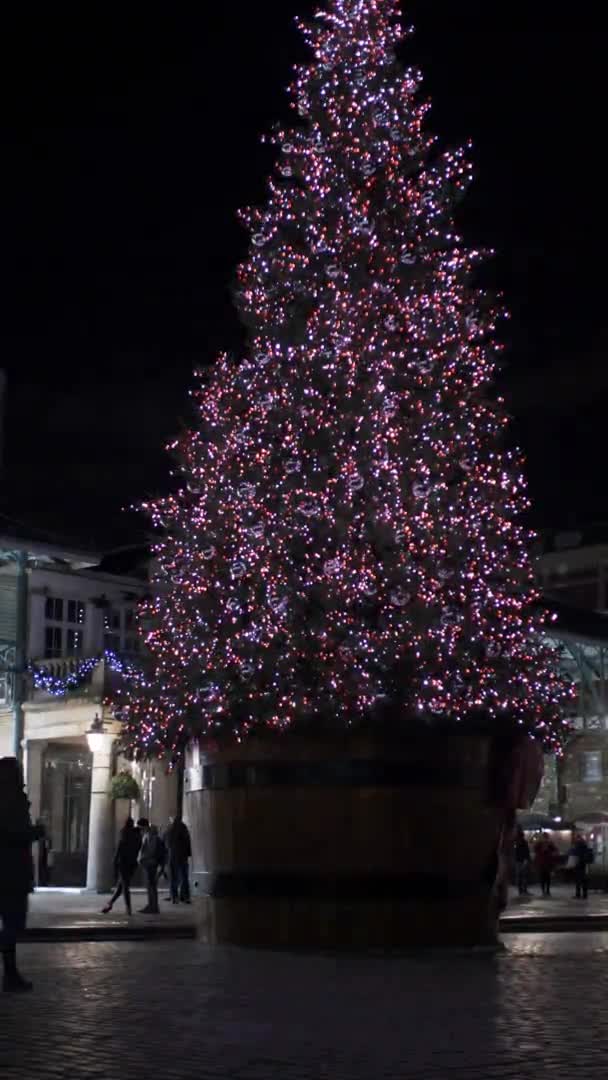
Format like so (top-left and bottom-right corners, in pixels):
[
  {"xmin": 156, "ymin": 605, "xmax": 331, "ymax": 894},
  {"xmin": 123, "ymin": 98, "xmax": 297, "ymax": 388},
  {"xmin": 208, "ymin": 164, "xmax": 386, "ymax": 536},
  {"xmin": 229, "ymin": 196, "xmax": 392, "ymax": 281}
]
[
  {"xmin": 11, "ymin": 551, "xmax": 28, "ymax": 763},
  {"xmin": 24, "ymin": 738, "xmax": 47, "ymax": 887},
  {"xmin": 24, "ymin": 738, "xmax": 46, "ymax": 823},
  {"xmin": 86, "ymin": 734, "xmax": 115, "ymax": 893}
]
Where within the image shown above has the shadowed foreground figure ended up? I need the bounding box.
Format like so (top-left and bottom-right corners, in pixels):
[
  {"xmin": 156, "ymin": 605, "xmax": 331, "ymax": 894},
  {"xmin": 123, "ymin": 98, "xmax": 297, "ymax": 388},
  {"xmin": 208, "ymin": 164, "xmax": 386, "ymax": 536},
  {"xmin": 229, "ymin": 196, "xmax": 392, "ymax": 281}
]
[{"xmin": 0, "ymin": 756, "xmax": 43, "ymax": 992}]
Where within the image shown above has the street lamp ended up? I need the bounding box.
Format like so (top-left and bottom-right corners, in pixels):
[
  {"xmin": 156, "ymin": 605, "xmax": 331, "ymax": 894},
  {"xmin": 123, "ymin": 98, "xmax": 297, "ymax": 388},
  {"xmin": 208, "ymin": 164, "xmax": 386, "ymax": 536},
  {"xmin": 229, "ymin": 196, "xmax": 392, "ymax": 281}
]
[{"xmin": 86, "ymin": 713, "xmax": 105, "ymax": 754}]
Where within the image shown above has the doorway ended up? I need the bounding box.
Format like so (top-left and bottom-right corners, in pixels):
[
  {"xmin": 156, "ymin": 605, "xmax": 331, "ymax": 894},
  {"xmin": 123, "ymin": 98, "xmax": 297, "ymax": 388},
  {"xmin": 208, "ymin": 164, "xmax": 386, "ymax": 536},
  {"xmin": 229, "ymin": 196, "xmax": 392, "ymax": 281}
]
[{"xmin": 40, "ymin": 743, "xmax": 92, "ymax": 886}]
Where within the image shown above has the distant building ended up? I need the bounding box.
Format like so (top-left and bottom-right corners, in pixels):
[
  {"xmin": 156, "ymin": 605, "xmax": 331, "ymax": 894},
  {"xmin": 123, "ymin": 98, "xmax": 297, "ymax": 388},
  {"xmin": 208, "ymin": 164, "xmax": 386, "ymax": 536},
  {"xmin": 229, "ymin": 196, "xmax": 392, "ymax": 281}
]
[
  {"xmin": 0, "ymin": 531, "xmax": 177, "ymax": 889},
  {"xmin": 537, "ymin": 524, "xmax": 608, "ymax": 613},
  {"xmin": 533, "ymin": 527, "xmax": 608, "ymax": 826}
]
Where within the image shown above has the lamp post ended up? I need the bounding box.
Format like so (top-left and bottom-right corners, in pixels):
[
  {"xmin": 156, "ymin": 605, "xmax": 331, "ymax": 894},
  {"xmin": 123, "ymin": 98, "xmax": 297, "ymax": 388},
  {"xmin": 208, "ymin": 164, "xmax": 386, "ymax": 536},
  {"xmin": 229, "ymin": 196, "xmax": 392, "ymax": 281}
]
[
  {"xmin": 85, "ymin": 713, "xmax": 106, "ymax": 755},
  {"xmin": 85, "ymin": 713, "xmax": 115, "ymax": 893}
]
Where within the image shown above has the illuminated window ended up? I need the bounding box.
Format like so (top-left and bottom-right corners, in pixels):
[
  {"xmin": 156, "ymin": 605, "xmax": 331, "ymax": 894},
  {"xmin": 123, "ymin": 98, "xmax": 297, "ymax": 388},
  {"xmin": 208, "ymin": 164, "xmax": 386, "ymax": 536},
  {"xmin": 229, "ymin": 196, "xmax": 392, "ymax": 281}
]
[
  {"xmin": 0, "ymin": 674, "xmax": 10, "ymax": 706},
  {"xmin": 580, "ymin": 751, "xmax": 603, "ymax": 783},
  {"xmin": 104, "ymin": 606, "xmax": 141, "ymax": 654},
  {"xmin": 44, "ymin": 597, "xmax": 87, "ymax": 657},
  {"xmin": 67, "ymin": 600, "xmax": 86, "ymax": 624}
]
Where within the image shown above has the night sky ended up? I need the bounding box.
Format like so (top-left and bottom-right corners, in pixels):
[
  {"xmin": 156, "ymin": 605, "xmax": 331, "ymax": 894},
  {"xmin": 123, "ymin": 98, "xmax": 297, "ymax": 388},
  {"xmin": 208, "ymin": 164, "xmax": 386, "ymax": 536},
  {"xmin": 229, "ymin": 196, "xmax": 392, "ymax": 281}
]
[{"xmin": 2, "ymin": 3, "xmax": 606, "ymax": 552}]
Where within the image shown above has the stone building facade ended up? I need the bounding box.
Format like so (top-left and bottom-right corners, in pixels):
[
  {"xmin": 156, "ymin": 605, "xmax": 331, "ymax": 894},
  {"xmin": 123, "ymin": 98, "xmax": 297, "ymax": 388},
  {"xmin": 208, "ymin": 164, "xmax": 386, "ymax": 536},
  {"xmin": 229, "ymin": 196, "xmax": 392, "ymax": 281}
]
[{"xmin": 0, "ymin": 532, "xmax": 177, "ymax": 890}]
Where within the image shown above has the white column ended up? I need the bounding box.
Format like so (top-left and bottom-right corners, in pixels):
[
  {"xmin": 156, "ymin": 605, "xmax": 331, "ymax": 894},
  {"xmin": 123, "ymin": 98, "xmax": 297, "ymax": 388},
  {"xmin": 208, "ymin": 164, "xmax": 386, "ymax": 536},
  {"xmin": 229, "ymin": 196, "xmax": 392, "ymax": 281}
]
[
  {"xmin": 86, "ymin": 734, "xmax": 115, "ymax": 892},
  {"xmin": 24, "ymin": 739, "xmax": 46, "ymax": 887},
  {"xmin": 24, "ymin": 739, "xmax": 46, "ymax": 823}
]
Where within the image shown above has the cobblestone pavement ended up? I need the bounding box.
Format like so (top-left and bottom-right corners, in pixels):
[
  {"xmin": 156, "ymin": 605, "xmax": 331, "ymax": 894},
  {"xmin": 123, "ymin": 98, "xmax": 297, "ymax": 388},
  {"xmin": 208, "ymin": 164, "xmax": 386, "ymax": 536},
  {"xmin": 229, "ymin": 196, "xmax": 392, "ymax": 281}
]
[
  {"xmin": 503, "ymin": 882, "xmax": 608, "ymax": 919},
  {"xmin": 1, "ymin": 935, "xmax": 608, "ymax": 1079}
]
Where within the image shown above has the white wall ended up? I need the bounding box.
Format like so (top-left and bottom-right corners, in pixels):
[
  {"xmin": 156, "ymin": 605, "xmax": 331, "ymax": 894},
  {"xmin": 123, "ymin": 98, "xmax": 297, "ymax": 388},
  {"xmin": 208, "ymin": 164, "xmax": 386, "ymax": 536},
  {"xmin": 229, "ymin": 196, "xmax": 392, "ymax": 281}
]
[{"xmin": 130, "ymin": 757, "xmax": 178, "ymax": 830}]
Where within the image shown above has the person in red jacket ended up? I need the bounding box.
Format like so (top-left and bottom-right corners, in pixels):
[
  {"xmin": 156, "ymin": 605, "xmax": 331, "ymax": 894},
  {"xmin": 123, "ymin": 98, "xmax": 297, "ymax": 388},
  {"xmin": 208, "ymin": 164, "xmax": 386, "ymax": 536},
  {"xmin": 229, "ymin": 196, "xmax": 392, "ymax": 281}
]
[
  {"xmin": 0, "ymin": 757, "xmax": 44, "ymax": 992},
  {"xmin": 534, "ymin": 832, "xmax": 559, "ymax": 897}
]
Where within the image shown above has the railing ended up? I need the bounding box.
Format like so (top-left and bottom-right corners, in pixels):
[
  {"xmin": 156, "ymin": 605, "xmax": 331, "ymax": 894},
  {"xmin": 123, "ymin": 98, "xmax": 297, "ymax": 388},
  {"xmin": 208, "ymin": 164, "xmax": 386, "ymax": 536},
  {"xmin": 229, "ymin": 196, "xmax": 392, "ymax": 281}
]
[
  {"xmin": 28, "ymin": 655, "xmax": 103, "ymax": 699},
  {"xmin": 28, "ymin": 651, "xmax": 148, "ymax": 700},
  {"xmin": 35, "ymin": 657, "xmax": 90, "ymax": 680}
]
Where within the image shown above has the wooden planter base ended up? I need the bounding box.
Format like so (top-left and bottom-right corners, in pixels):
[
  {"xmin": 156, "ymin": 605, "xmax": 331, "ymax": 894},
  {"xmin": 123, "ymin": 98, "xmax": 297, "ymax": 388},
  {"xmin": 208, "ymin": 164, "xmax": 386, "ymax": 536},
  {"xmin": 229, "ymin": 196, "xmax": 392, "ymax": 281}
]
[{"xmin": 186, "ymin": 731, "xmax": 539, "ymax": 949}]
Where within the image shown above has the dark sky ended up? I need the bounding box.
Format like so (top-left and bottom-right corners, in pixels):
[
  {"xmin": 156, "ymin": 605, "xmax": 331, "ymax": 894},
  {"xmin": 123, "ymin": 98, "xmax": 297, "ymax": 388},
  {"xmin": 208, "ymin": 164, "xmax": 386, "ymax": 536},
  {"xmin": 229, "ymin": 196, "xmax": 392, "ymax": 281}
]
[{"xmin": 2, "ymin": 3, "xmax": 606, "ymax": 551}]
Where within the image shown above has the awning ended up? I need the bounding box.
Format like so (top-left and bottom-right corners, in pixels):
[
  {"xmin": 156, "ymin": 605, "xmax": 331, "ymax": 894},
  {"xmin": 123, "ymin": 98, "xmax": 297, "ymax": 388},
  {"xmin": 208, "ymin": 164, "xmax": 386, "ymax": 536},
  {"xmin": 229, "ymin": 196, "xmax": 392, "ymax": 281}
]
[
  {"xmin": 572, "ymin": 811, "xmax": 608, "ymax": 825},
  {"xmin": 518, "ymin": 811, "xmax": 574, "ymax": 831}
]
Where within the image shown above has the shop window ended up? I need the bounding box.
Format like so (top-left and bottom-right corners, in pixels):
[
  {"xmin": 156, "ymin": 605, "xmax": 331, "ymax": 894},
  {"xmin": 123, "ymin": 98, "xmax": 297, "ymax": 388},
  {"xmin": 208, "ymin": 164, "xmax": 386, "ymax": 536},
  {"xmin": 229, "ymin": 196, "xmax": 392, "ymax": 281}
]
[
  {"xmin": 0, "ymin": 674, "xmax": 10, "ymax": 706},
  {"xmin": 580, "ymin": 751, "xmax": 603, "ymax": 783}
]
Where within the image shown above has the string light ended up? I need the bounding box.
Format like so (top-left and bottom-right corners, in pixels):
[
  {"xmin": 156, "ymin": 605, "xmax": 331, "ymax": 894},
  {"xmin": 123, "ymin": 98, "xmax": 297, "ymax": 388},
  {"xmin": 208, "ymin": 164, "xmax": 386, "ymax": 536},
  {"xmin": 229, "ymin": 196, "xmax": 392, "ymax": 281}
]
[
  {"xmin": 118, "ymin": 0, "xmax": 571, "ymax": 760},
  {"xmin": 29, "ymin": 650, "xmax": 142, "ymax": 697}
]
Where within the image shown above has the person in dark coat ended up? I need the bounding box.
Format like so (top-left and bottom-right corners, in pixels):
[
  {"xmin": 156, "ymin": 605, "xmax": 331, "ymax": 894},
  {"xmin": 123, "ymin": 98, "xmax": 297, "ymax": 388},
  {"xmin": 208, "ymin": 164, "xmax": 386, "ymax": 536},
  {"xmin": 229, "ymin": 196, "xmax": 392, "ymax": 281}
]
[
  {"xmin": 101, "ymin": 817, "xmax": 141, "ymax": 916},
  {"xmin": 514, "ymin": 826, "xmax": 531, "ymax": 896},
  {"xmin": 570, "ymin": 834, "xmax": 593, "ymax": 900},
  {"xmin": 0, "ymin": 756, "xmax": 43, "ymax": 993},
  {"xmin": 138, "ymin": 820, "xmax": 165, "ymax": 914},
  {"xmin": 534, "ymin": 832, "xmax": 559, "ymax": 897},
  {"xmin": 166, "ymin": 815, "xmax": 192, "ymax": 904}
]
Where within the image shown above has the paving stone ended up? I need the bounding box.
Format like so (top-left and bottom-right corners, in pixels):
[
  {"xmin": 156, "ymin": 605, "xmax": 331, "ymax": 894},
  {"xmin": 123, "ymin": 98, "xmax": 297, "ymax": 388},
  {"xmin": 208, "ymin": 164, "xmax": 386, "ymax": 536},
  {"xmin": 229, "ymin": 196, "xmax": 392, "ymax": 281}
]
[{"xmin": 1, "ymin": 935, "xmax": 608, "ymax": 1078}]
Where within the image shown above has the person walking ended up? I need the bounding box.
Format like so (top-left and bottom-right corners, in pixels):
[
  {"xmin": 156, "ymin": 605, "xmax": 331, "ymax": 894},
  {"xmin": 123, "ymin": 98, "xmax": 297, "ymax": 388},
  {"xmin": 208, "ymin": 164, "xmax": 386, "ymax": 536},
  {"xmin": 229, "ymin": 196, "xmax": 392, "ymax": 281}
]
[
  {"xmin": 138, "ymin": 820, "xmax": 165, "ymax": 914},
  {"xmin": 570, "ymin": 833, "xmax": 593, "ymax": 900},
  {"xmin": 0, "ymin": 756, "xmax": 43, "ymax": 993},
  {"xmin": 514, "ymin": 826, "xmax": 531, "ymax": 896},
  {"xmin": 534, "ymin": 832, "xmax": 558, "ymax": 897},
  {"xmin": 101, "ymin": 817, "xmax": 141, "ymax": 916},
  {"xmin": 166, "ymin": 815, "xmax": 192, "ymax": 904}
]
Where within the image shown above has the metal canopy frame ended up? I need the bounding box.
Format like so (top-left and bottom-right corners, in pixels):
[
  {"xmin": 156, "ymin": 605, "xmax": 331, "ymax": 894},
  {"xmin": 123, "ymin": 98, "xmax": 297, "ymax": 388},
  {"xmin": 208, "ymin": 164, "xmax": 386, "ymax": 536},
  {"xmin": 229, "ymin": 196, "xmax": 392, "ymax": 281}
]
[{"xmin": 547, "ymin": 630, "xmax": 608, "ymax": 730}]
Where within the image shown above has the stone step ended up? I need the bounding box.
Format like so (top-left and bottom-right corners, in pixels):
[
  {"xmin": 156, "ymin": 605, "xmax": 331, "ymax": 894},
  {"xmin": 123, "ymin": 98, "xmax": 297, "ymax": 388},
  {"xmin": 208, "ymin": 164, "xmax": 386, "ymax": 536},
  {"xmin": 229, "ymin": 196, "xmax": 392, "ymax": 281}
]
[{"xmin": 20, "ymin": 924, "xmax": 197, "ymax": 943}]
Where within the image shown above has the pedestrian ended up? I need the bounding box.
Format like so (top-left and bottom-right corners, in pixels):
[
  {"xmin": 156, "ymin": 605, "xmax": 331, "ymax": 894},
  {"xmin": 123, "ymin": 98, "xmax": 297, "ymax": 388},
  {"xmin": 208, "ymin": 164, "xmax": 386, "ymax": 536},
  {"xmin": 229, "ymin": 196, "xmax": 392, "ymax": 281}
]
[
  {"xmin": 534, "ymin": 832, "xmax": 558, "ymax": 897},
  {"xmin": 514, "ymin": 825, "xmax": 531, "ymax": 896},
  {"xmin": 166, "ymin": 814, "xmax": 192, "ymax": 904},
  {"xmin": 101, "ymin": 817, "xmax": 141, "ymax": 916},
  {"xmin": 138, "ymin": 820, "xmax": 165, "ymax": 914},
  {"xmin": 570, "ymin": 833, "xmax": 593, "ymax": 900},
  {"xmin": 0, "ymin": 756, "xmax": 43, "ymax": 993}
]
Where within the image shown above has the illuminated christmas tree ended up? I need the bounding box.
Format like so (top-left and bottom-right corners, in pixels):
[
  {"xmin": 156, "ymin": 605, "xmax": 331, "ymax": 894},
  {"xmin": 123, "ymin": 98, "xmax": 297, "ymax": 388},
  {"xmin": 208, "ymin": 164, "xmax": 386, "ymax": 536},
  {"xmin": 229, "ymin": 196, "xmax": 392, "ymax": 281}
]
[{"xmin": 119, "ymin": 0, "xmax": 569, "ymax": 759}]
